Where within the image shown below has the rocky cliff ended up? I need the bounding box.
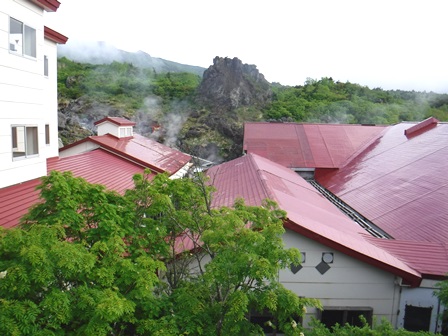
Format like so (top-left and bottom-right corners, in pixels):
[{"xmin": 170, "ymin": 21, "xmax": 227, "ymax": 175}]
[
  {"xmin": 198, "ymin": 57, "xmax": 272, "ymax": 110},
  {"xmin": 179, "ymin": 57, "xmax": 272, "ymax": 162}
]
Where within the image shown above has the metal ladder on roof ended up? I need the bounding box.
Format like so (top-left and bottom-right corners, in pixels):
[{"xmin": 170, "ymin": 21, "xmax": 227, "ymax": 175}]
[{"xmin": 307, "ymin": 180, "xmax": 392, "ymax": 239}]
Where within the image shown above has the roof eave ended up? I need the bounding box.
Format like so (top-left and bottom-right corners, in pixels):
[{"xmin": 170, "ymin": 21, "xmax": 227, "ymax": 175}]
[
  {"xmin": 44, "ymin": 26, "xmax": 68, "ymax": 44},
  {"xmin": 29, "ymin": 0, "xmax": 60, "ymax": 12}
]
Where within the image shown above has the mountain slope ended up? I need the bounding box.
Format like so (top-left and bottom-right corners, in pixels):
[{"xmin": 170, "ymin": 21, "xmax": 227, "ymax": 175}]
[{"xmin": 58, "ymin": 41, "xmax": 205, "ymax": 77}]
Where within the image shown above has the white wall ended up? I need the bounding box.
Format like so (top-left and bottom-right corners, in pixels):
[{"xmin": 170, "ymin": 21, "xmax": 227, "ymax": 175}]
[
  {"xmin": 42, "ymin": 38, "xmax": 59, "ymax": 159},
  {"xmin": 280, "ymin": 230, "xmax": 401, "ymax": 328},
  {"xmin": 59, "ymin": 141, "xmax": 100, "ymax": 158},
  {"xmin": 0, "ymin": 0, "xmax": 59, "ymax": 188},
  {"xmin": 97, "ymin": 122, "xmax": 119, "ymax": 137}
]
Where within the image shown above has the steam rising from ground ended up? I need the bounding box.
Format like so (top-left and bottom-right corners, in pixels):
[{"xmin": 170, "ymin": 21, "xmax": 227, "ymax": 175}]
[{"xmin": 134, "ymin": 96, "xmax": 190, "ymax": 149}]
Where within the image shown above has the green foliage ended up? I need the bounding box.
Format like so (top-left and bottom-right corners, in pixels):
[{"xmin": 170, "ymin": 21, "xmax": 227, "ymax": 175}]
[
  {"xmin": 264, "ymin": 77, "xmax": 448, "ymax": 124},
  {"xmin": 57, "ymin": 57, "xmax": 200, "ymax": 115},
  {"xmin": 306, "ymin": 317, "xmax": 440, "ymax": 336},
  {"xmin": 127, "ymin": 172, "xmax": 321, "ymax": 335},
  {"xmin": 0, "ymin": 170, "xmax": 319, "ymax": 335},
  {"xmin": 152, "ymin": 72, "xmax": 201, "ymax": 102}
]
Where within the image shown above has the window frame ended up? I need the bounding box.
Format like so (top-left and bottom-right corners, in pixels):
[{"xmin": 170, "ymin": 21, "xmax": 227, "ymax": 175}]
[
  {"xmin": 9, "ymin": 17, "xmax": 37, "ymax": 59},
  {"xmin": 12, "ymin": 125, "xmax": 39, "ymax": 160},
  {"xmin": 44, "ymin": 55, "xmax": 49, "ymax": 76},
  {"xmin": 45, "ymin": 124, "xmax": 50, "ymax": 145}
]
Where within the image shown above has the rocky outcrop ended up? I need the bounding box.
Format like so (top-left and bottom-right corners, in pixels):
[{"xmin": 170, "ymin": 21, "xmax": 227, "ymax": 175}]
[
  {"xmin": 179, "ymin": 57, "xmax": 272, "ymax": 162},
  {"xmin": 197, "ymin": 57, "xmax": 272, "ymax": 111}
]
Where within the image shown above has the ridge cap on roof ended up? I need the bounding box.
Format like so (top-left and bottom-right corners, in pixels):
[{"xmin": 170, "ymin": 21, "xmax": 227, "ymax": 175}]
[
  {"xmin": 246, "ymin": 154, "xmax": 277, "ymax": 202},
  {"xmin": 338, "ymin": 126, "xmax": 390, "ymax": 168},
  {"xmin": 94, "ymin": 116, "xmax": 136, "ymax": 126}
]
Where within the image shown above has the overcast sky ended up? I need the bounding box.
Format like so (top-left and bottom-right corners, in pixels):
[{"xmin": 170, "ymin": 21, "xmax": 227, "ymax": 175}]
[{"xmin": 45, "ymin": 0, "xmax": 448, "ymax": 93}]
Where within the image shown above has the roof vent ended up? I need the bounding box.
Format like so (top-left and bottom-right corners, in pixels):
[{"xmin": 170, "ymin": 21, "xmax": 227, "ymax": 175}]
[{"xmin": 404, "ymin": 117, "xmax": 439, "ymax": 137}]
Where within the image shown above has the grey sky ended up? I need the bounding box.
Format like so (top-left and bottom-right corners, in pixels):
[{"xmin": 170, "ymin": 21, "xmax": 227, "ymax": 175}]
[{"xmin": 45, "ymin": 0, "xmax": 448, "ymax": 93}]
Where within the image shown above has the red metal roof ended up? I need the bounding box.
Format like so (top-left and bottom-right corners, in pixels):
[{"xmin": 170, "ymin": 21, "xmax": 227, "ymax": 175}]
[
  {"xmin": 207, "ymin": 153, "xmax": 421, "ymax": 286},
  {"xmin": 47, "ymin": 148, "xmax": 152, "ymax": 193},
  {"xmin": 364, "ymin": 236, "xmax": 448, "ymax": 279},
  {"xmin": 61, "ymin": 134, "xmax": 191, "ymax": 175},
  {"xmin": 94, "ymin": 117, "xmax": 136, "ymax": 127},
  {"xmin": 317, "ymin": 122, "xmax": 448, "ymax": 247},
  {"xmin": 0, "ymin": 149, "xmax": 153, "ymax": 229},
  {"xmin": 243, "ymin": 122, "xmax": 387, "ymax": 169},
  {"xmin": 0, "ymin": 178, "xmax": 41, "ymax": 229}
]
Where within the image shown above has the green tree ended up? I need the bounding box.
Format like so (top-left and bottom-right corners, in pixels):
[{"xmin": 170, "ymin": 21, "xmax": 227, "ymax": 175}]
[
  {"xmin": 127, "ymin": 172, "xmax": 321, "ymax": 335},
  {"xmin": 0, "ymin": 171, "xmax": 163, "ymax": 335},
  {"xmin": 0, "ymin": 170, "xmax": 319, "ymax": 335}
]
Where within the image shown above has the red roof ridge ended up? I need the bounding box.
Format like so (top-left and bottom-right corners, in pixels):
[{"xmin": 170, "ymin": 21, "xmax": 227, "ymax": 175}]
[
  {"xmin": 251, "ymin": 153, "xmax": 324, "ymax": 198},
  {"xmin": 339, "ymin": 126, "xmax": 390, "ymax": 169},
  {"xmin": 404, "ymin": 117, "xmax": 439, "ymax": 137},
  {"xmin": 94, "ymin": 117, "xmax": 136, "ymax": 127},
  {"xmin": 248, "ymin": 154, "xmax": 279, "ymax": 202}
]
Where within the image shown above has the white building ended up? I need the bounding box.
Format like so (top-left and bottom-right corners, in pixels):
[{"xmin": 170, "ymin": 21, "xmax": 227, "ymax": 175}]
[{"xmin": 0, "ymin": 0, "xmax": 67, "ymax": 189}]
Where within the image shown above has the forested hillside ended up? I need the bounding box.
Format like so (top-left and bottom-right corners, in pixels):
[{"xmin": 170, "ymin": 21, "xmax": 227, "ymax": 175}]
[
  {"xmin": 265, "ymin": 77, "xmax": 448, "ymax": 124},
  {"xmin": 57, "ymin": 57, "xmax": 448, "ymax": 160}
]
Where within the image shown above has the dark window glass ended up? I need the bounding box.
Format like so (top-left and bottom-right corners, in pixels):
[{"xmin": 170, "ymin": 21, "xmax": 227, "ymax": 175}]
[{"xmin": 403, "ymin": 305, "xmax": 432, "ymax": 332}]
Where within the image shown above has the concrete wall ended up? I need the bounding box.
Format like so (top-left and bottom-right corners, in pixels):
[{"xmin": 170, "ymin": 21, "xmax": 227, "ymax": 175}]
[{"xmin": 280, "ymin": 230, "xmax": 401, "ymax": 328}]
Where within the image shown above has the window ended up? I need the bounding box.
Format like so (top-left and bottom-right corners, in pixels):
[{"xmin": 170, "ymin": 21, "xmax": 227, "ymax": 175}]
[
  {"xmin": 12, "ymin": 126, "xmax": 39, "ymax": 159},
  {"xmin": 320, "ymin": 307, "xmax": 372, "ymax": 329},
  {"xmin": 9, "ymin": 17, "xmax": 36, "ymax": 58},
  {"xmin": 45, "ymin": 124, "xmax": 50, "ymax": 145},
  {"xmin": 44, "ymin": 55, "xmax": 49, "ymax": 76},
  {"xmin": 403, "ymin": 305, "xmax": 432, "ymax": 332},
  {"xmin": 119, "ymin": 127, "xmax": 132, "ymax": 137}
]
